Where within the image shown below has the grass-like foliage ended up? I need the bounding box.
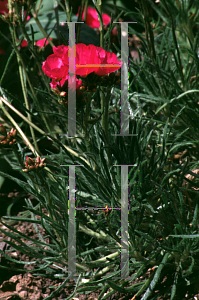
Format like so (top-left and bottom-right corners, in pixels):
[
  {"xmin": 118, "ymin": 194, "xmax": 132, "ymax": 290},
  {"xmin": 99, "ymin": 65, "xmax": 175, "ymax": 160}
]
[{"xmin": 1, "ymin": 0, "xmax": 199, "ymax": 299}]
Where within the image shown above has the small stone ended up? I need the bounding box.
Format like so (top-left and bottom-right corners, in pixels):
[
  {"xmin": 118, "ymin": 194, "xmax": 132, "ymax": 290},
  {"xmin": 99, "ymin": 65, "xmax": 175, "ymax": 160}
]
[
  {"xmin": 19, "ymin": 290, "xmax": 28, "ymax": 298},
  {"xmin": 10, "ymin": 252, "xmax": 18, "ymax": 258}
]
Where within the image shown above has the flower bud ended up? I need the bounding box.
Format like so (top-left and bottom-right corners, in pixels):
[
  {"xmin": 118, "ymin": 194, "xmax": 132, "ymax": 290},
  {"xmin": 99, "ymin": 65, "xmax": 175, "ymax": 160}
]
[
  {"xmin": 10, "ymin": 128, "xmax": 17, "ymax": 137},
  {"xmin": 26, "ymin": 157, "xmax": 34, "ymax": 165},
  {"xmin": 80, "ymin": 86, "xmax": 86, "ymax": 91},
  {"xmin": 1, "ymin": 140, "xmax": 7, "ymax": 144},
  {"xmin": 35, "ymin": 156, "xmax": 40, "ymax": 164}
]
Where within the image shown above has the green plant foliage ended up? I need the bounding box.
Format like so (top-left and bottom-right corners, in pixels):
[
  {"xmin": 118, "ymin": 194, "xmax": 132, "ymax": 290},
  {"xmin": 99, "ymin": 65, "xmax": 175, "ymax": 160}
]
[{"xmin": 1, "ymin": 0, "xmax": 199, "ymax": 299}]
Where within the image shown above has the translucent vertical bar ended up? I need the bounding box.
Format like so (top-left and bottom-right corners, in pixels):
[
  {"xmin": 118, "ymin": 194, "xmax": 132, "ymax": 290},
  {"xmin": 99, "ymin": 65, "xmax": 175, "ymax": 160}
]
[
  {"xmin": 68, "ymin": 165, "xmax": 76, "ymax": 279},
  {"xmin": 121, "ymin": 22, "xmax": 129, "ymax": 136},
  {"xmin": 121, "ymin": 165, "xmax": 129, "ymax": 278},
  {"xmin": 112, "ymin": 21, "xmax": 137, "ymax": 137},
  {"xmin": 68, "ymin": 22, "xmax": 76, "ymax": 137}
]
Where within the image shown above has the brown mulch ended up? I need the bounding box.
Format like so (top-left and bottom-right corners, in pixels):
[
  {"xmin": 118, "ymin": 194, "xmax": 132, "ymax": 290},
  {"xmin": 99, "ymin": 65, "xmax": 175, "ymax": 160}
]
[{"xmin": 0, "ymin": 189, "xmax": 199, "ymax": 300}]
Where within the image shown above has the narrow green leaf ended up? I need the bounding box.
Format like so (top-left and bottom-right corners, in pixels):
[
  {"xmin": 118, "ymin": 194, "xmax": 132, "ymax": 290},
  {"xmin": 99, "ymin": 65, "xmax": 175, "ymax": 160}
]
[
  {"xmin": 107, "ymin": 280, "xmax": 127, "ymax": 293},
  {"xmin": 141, "ymin": 252, "xmax": 170, "ymax": 300}
]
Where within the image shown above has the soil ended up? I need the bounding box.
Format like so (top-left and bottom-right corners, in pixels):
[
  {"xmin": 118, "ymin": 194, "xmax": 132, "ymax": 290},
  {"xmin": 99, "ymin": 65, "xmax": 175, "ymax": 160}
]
[{"xmin": 1, "ymin": 188, "xmax": 199, "ymax": 300}]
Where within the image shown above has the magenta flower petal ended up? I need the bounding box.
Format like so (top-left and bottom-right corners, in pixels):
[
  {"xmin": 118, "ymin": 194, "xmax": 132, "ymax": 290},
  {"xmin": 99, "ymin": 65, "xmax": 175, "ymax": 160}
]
[
  {"xmin": 76, "ymin": 44, "xmax": 101, "ymax": 76},
  {"xmin": 76, "ymin": 44, "xmax": 122, "ymax": 76},
  {"xmin": 77, "ymin": 6, "xmax": 111, "ymax": 29},
  {"xmin": 36, "ymin": 37, "xmax": 53, "ymax": 48},
  {"xmin": 42, "ymin": 54, "xmax": 68, "ymax": 80},
  {"xmin": 53, "ymin": 45, "xmax": 68, "ymax": 56}
]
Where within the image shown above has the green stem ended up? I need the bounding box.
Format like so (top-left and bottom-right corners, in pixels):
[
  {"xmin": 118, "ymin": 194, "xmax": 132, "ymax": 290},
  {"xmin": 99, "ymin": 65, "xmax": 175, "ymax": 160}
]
[
  {"xmin": 91, "ymin": 264, "xmax": 117, "ymax": 281},
  {"xmin": 84, "ymin": 93, "xmax": 91, "ymax": 133},
  {"xmin": 104, "ymin": 87, "xmax": 111, "ymax": 138},
  {"xmin": 7, "ymin": 0, "xmax": 12, "ymax": 19},
  {"xmin": 0, "ymin": 95, "xmax": 47, "ymax": 135},
  {"xmin": 0, "ymin": 97, "xmax": 89, "ymax": 180},
  {"xmin": 0, "ymin": 99, "xmax": 39, "ymax": 156},
  {"xmin": 83, "ymin": 92, "xmax": 91, "ymax": 150},
  {"xmin": 170, "ymin": 10, "xmax": 185, "ymax": 87},
  {"xmin": 84, "ymin": 0, "xmax": 88, "ymax": 23},
  {"xmin": 140, "ymin": 0, "xmax": 167, "ymax": 99},
  {"xmin": 35, "ymin": 0, "xmax": 43, "ymax": 15},
  {"xmin": 140, "ymin": 0, "xmax": 156, "ymax": 64},
  {"xmin": 79, "ymin": 223, "xmax": 118, "ymax": 244},
  {"xmin": 9, "ymin": 24, "xmax": 52, "ymax": 135},
  {"xmin": 40, "ymin": 175, "xmax": 66, "ymax": 250},
  {"xmin": 0, "ymin": 48, "xmax": 15, "ymax": 86},
  {"xmin": 31, "ymin": 9, "xmax": 55, "ymax": 48},
  {"xmin": 81, "ymin": 210, "xmax": 118, "ymax": 244},
  {"xmin": 12, "ymin": 26, "xmax": 39, "ymax": 153},
  {"xmin": 106, "ymin": 215, "xmax": 120, "ymax": 244},
  {"xmin": 76, "ymin": 0, "xmax": 86, "ymax": 44},
  {"xmin": 14, "ymin": 4, "xmax": 51, "ymax": 93},
  {"xmin": 101, "ymin": 86, "xmax": 112, "ymax": 166},
  {"xmin": 64, "ymin": 0, "xmax": 71, "ymax": 22},
  {"xmin": 162, "ymin": 0, "xmax": 185, "ymax": 87},
  {"xmin": 12, "ymin": 144, "xmax": 25, "ymax": 169},
  {"xmin": 97, "ymin": 0, "xmax": 104, "ymax": 48}
]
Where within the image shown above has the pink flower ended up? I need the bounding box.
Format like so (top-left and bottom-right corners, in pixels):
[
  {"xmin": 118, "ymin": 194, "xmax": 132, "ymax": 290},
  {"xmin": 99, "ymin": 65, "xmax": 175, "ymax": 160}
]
[
  {"xmin": 0, "ymin": 0, "xmax": 8, "ymax": 14},
  {"xmin": 42, "ymin": 44, "xmax": 122, "ymax": 84},
  {"xmin": 77, "ymin": 6, "xmax": 111, "ymax": 29},
  {"xmin": 75, "ymin": 43, "xmax": 122, "ymax": 76},
  {"xmin": 35, "ymin": 37, "xmax": 53, "ymax": 48},
  {"xmin": 20, "ymin": 39, "xmax": 28, "ymax": 47}
]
